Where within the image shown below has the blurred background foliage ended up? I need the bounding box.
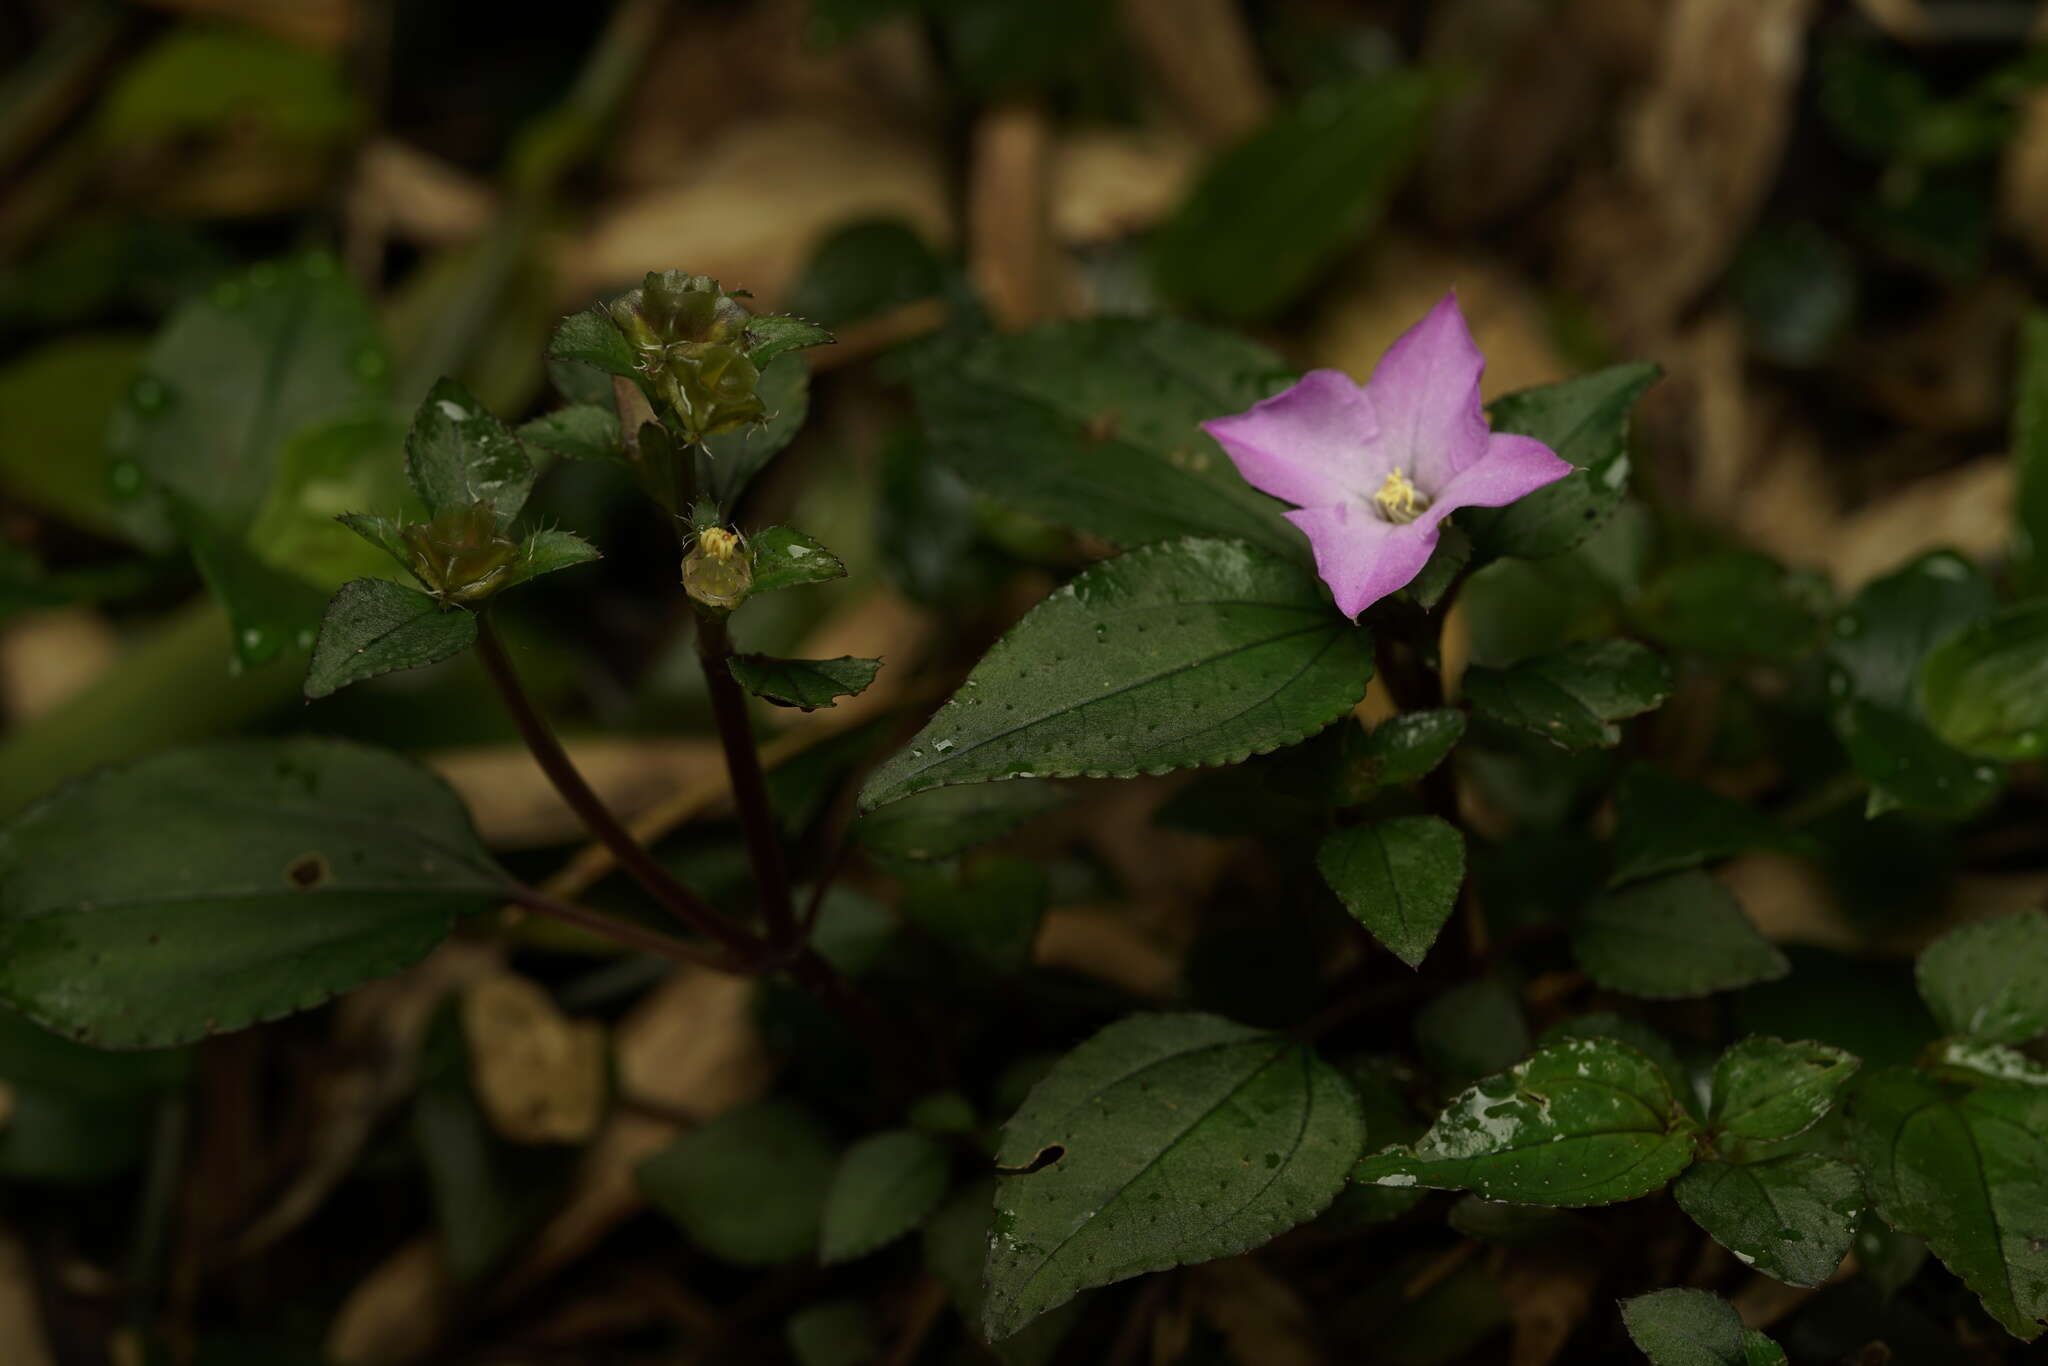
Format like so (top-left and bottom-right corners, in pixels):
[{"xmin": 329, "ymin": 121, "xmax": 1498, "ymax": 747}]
[{"xmin": 5, "ymin": 0, "xmax": 2048, "ymax": 1363}]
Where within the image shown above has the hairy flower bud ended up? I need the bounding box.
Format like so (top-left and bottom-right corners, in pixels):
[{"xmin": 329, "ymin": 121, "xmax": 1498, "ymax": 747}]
[
  {"xmin": 403, "ymin": 502, "xmax": 519, "ymax": 604},
  {"xmin": 682, "ymin": 526, "xmax": 752, "ymax": 611},
  {"xmin": 608, "ymin": 272, "xmax": 765, "ymax": 442}
]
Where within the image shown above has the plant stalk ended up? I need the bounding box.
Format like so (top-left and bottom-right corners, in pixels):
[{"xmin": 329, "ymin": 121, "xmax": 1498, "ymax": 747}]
[
  {"xmin": 473, "ymin": 614, "xmax": 758, "ymax": 960},
  {"xmin": 692, "ymin": 607, "xmax": 799, "ymax": 952}
]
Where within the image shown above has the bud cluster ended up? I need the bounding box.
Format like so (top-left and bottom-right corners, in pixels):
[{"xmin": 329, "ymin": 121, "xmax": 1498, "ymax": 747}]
[
  {"xmin": 608, "ymin": 271, "xmax": 766, "ymax": 442},
  {"xmin": 402, "ymin": 502, "xmax": 519, "ymax": 604}
]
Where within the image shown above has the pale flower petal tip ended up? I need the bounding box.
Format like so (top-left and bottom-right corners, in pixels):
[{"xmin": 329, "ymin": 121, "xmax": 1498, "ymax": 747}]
[{"xmin": 1209, "ymin": 294, "xmax": 1571, "ymax": 617}]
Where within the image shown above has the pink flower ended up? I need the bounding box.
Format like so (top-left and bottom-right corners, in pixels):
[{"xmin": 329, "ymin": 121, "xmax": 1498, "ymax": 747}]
[{"xmin": 1202, "ymin": 293, "xmax": 1573, "ymax": 618}]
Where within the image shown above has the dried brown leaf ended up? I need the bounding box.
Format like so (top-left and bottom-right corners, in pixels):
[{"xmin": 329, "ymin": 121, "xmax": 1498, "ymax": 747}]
[{"xmin": 462, "ymin": 975, "xmax": 608, "ymax": 1145}]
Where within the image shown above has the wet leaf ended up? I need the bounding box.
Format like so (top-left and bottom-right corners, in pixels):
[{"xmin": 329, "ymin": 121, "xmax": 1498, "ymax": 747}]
[
  {"xmin": 1461, "ymin": 364, "xmax": 1661, "ymax": 561},
  {"xmin": 1848, "ymin": 1066, "xmax": 2048, "ymax": 1341},
  {"xmin": 1353, "ymin": 1037, "xmax": 1697, "ymax": 1206},
  {"xmin": 860, "ymin": 539, "xmax": 1370, "ymax": 808},
  {"xmin": 1463, "ymin": 639, "xmax": 1672, "ymax": 751},
  {"xmin": 1620, "ymin": 1288, "xmax": 1786, "ymax": 1365},
  {"xmin": 1573, "ymin": 871, "xmax": 1789, "ymax": 1000},
  {"xmin": 1921, "ymin": 600, "xmax": 2048, "ymax": 761},
  {"xmin": 983, "ymin": 1013, "xmax": 1362, "ymax": 1340},
  {"xmin": 912, "ymin": 319, "xmax": 1299, "ymax": 558},
  {"xmin": 819, "ymin": 1129, "xmax": 950, "ymax": 1264},
  {"xmin": 729, "ymin": 655, "xmax": 880, "ymax": 712},
  {"xmin": 1834, "ymin": 698, "xmax": 2001, "ymax": 820},
  {"xmin": 1673, "ymin": 1155, "xmax": 1863, "ymax": 1288},
  {"xmin": 1317, "ymin": 815, "xmax": 1465, "ymax": 968},
  {"xmin": 0, "ymin": 738, "xmax": 500, "ymax": 1048},
  {"xmin": 745, "ymin": 314, "xmax": 834, "ymax": 368},
  {"xmin": 1828, "ymin": 550, "xmax": 1995, "ymax": 714},
  {"xmin": 1333, "ymin": 709, "xmax": 1464, "ymax": 805},
  {"xmin": 749, "ymin": 526, "xmax": 846, "ymax": 595},
  {"xmin": 854, "ymin": 781, "xmax": 1070, "ymax": 863},
  {"xmin": 404, "ymin": 378, "xmax": 534, "ymax": 525},
  {"xmin": 305, "ymin": 579, "xmax": 476, "ymax": 701},
  {"xmin": 1707, "ymin": 1037, "xmax": 1860, "ymax": 1143},
  {"xmin": 1916, "ymin": 909, "xmax": 2048, "ymax": 1046}
]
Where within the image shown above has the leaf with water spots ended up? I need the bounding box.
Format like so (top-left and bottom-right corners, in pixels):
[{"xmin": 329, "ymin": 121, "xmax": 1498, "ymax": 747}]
[
  {"xmin": 860, "ymin": 538, "xmax": 1370, "ymax": 809},
  {"xmin": 404, "ymin": 377, "xmax": 534, "ymax": 525},
  {"xmin": 0, "ymin": 738, "xmax": 502, "ymax": 1048},
  {"xmin": 1316, "ymin": 815, "xmax": 1465, "ymax": 968},
  {"xmin": 911, "ymin": 318, "xmax": 1301, "ymax": 557},
  {"xmin": 1352, "ymin": 1037, "xmax": 1698, "ymax": 1206},
  {"xmin": 1462, "ymin": 640, "xmax": 1671, "ymax": 751},
  {"xmin": 1707, "ymin": 1037, "xmax": 1860, "ymax": 1143},
  {"xmin": 1674, "ymin": 1154, "xmax": 1863, "ymax": 1288},
  {"xmin": 983, "ymin": 1012, "xmax": 1362, "ymax": 1341},
  {"xmin": 1621, "ymin": 1288, "xmax": 1788, "ymax": 1365},
  {"xmin": 1848, "ymin": 1065, "xmax": 2048, "ymax": 1341},
  {"xmin": 305, "ymin": 577, "xmax": 476, "ymax": 700},
  {"xmin": 1916, "ymin": 909, "xmax": 2048, "ymax": 1046}
]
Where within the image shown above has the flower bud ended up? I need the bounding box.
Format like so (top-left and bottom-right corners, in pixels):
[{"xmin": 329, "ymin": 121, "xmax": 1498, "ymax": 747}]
[
  {"xmin": 682, "ymin": 526, "xmax": 752, "ymax": 611},
  {"xmin": 607, "ymin": 273, "xmax": 765, "ymax": 442},
  {"xmin": 403, "ymin": 502, "xmax": 519, "ymax": 604}
]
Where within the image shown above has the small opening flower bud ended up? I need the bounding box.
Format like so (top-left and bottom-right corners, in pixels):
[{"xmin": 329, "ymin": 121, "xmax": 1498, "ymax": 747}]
[
  {"xmin": 683, "ymin": 526, "xmax": 752, "ymax": 611},
  {"xmin": 403, "ymin": 502, "xmax": 519, "ymax": 604}
]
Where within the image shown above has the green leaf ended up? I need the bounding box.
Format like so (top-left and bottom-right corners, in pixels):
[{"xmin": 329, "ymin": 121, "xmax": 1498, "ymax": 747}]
[
  {"xmin": 1611, "ymin": 766, "xmax": 1813, "ymax": 885},
  {"xmin": 750, "ymin": 525, "xmax": 846, "ymax": 595},
  {"xmin": 1151, "ymin": 73, "xmax": 1433, "ymax": 322},
  {"xmin": 107, "ymin": 254, "xmax": 388, "ymax": 544},
  {"xmin": 854, "ymin": 781, "xmax": 1070, "ymax": 863},
  {"xmin": 501, "ymin": 528, "xmax": 600, "ymax": 591},
  {"xmin": 1353, "ymin": 1037, "xmax": 1697, "ymax": 1206},
  {"xmin": 1333, "ymin": 709, "xmax": 1464, "ymax": 805},
  {"xmin": 786, "ymin": 1301, "xmax": 880, "ymax": 1366},
  {"xmin": 1708, "ymin": 1037, "xmax": 1860, "ymax": 1143},
  {"xmin": 1829, "ymin": 550, "xmax": 1995, "ymax": 714},
  {"xmin": 305, "ymin": 578, "xmax": 476, "ymax": 700},
  {"xmin": 1317, "ymin": 816, "xmax": 1465, "ymax": 968},
  {"xmin": 1415, "ymin": 976, "xmax": 1529, "ymax": 1084},
  {"xmin": 900, "ymin": 856, "xmax": 1045, "ymax": 973},
  {"xmin": 638, "ymin": 1100, "xmax": 838, "ymax": 1266},
  {"xmin": 699, "ymin": 353, "xmax": 811, "ymax": 505},
  {"xmin": 984, "ymin": 1013, "xmax": 1363, "ymax": 1340},
  {"xmin": 98, "ymin": 26, "xmax": 358, "ymax": 148},
  {"xmin": 1849, "ymin": 1066, "xmax": 2048, "ymax": 1340},
  {"xmin": 729, "ymin": 654, "xmax": 880, "ymax": 712},
  {"xmin": 0, "ymin": 1006, "xmax": 188, "ymax": 1101},
  {"xmin": 746, "ymin": 314, "xmax": 834, "ymax": 368},
  {"xmin": 860, "ymin": 539, "xmax": 1370, "ymax": 809},
  {"xmin": 1573, "ymin": 871, "xmax": 1789, "ymax": 1000},
  {"xmin": 0, "ymin": 1084, "xmax": 151, "ymax": 1184},
  {"xmin": 1674, "ymin": 1155, "xmax": 1864, "ymax": 1288},
  {"xmin": 546, "ymin": 306, "xmax": 638, "ymax": 386},
  {"xmin": 1462, "ymin": 639, "xmax": 1672, "ymax": 750},
  {"xmin": 2017, "ymin": 312, "xmax": 2048, "ymax": 593},
  {"xmin": 819, "ymin": 1129, "xmax": 950, "ymax": 1264},
  {"xmin": 912, "ymin": 319, "xmax": 1299, "ymax": 558},
  {"xmin": 1621, "ymin": 1288, "xmax": 1785, "ymax": 1366},
  {"xmin": 516, "ymin": 404, "xmax": 622, "ymax": 464},
  {"xmin": 336, "ymin": 511, "xmax": 409, "ymax": 567},
  {"xmin": 787, "ymin": 219, "xmax": 945, "ymax": 328},
  {"xmin": 1916, "ymin": 909, "xmax": 2048, "ymax": 1045},
  {"xmin": 1921, "ymin": 600, "xmax": 2048, "ymax": 761},
  {"xmin": 926, "ymin": 1181, "xmax": 1084, "ymax": 1366},
  {"xmin": 1637, "ymin": 552, "xmax": 1828, "ymax": 662},
  {"xmin": 0, "ymin": 335, "xmax": 149, "ymax": 539},
  {"xmin": 1834, "ymin": 698, "xmax": 2001, "ymax": 819},
  {"xmin": 405, "ymin": 378, "xmax": 534, "ymax": 524},
  {"xmin": 0, "ymin": 738, "xmax": 501, "ymax": 1048},
  {"xmin": 171, "ymin": 496, "xmax": 332, "ymax": 669},
  {"xmin": 1460, "ymin": 363, "xmax": 1661, "ymax": 561}
]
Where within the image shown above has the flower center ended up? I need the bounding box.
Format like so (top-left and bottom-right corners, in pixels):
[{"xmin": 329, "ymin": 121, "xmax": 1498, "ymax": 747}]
[{"xmin": 1372, "ymin": 467, "xmax": 1429, "ymax": 524}]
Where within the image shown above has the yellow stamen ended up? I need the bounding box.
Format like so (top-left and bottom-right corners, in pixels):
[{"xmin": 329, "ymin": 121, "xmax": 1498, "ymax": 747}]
[
  {"xmin": 698, "ymin": 527, "xmax": 743, "ymax": 561},
  {"xmin": 1372, "ymin": 467, "xmax": 1428, "ymax": 524}
]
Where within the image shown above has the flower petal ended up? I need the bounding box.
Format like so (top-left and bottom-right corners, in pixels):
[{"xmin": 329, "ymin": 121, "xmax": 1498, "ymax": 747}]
[
  {"xmin": 1286, "ymin": 502, "xmax": 1440, "ymax": 619},
  {"xmin": 1429, "ymin": 432, "xmax": 1575, "ymax": 513},
  {"xmin": 1202, "ymin": 369, "xmax": 1379, "ymax": 510},
  {"xmin": 1363, "ymin": 292, "xmax": 1490, "ymax": 492}
]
